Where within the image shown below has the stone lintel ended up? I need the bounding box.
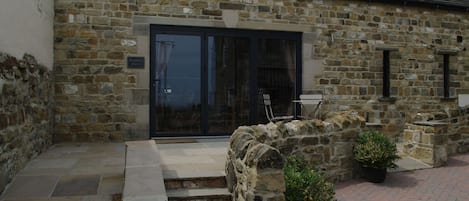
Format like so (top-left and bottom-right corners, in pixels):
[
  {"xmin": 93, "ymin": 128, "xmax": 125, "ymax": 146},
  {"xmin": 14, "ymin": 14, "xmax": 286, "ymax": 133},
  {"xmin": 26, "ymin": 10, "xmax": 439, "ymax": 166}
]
[
  {"xmin": 413, "ymin": 121, "xmax": 448, "ymax": 127},
  {"xmin": 375, "ymin": 46, "xmax": 399, "ymax": 51},
  {"xmin": 132, "ymin": 15, "xmax": 315, "ymax": 34},
  {"xmin": 436, "ymin": 49, "xmax": 459, "ymax": 55}
]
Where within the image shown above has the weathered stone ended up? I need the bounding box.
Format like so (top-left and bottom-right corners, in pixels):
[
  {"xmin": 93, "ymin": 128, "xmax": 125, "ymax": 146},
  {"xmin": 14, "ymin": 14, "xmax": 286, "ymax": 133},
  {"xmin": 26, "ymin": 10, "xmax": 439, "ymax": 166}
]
[
  {"xmin": 103, "ymin": 66, "xmax": 123, "ymax": 74},
  {"xmin": 301, "ymin": 136, "xmax": 318, "ymax": 145},
  {"xmin": 0, "ymin": 52, "xmax": 52, "ymax": 194},
  {"xmin": 100, "ymin": 83, "xmax": 114, "ymax": 94},
  {"xmin": 219, "ymin": 3, "xmax": 245, "ymax": 10},
  {"xmin": 191, "ymin": 1, "xmax": 208, "ymax": 8},
  {"xmin": 202, "ymin": 9, "xmax": 222, "ymax": 16}
]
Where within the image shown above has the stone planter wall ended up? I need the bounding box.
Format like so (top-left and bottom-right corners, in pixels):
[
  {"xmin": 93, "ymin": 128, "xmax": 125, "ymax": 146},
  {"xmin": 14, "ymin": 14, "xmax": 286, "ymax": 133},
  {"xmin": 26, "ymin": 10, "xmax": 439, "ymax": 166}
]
[
  {"xmin": 0, "ymin": 53, "xmax": 53, "ymax": 193},
  {"xmin": 403, "ymin": 122, "xmax": 448, "ymax": 167},
  {"xmin": 446, "ymin": 108, "xmax": 469, "ymax": 155},
  {"xmin": 225, "ymin": 111, "xmax": 365, "ymax": 201},
  {"xmin": 403, "ymin": 108, "xmax": 469, "ymax": 167}
]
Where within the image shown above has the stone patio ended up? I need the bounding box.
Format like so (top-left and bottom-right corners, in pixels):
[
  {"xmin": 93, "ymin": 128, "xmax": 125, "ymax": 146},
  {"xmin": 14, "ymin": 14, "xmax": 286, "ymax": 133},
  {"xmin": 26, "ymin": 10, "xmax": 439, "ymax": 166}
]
[
  {"xmin": 0, "ymin": 143, "xmax": 125, "ymax": 201},
  {"xmin": 1, "ymin": 139, "xmax": 467, "ymax": 201}
]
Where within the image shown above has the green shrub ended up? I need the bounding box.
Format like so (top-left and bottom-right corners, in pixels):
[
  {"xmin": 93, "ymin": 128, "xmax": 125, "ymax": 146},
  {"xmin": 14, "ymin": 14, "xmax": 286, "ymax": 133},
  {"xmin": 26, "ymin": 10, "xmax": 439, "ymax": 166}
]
[
  {"xmin": 353, "ymin": 131, "xmax": 400, "ymax": 169},
  {"xmin": 283, "ymin": 156, "xmax": 335, "ymax": 201}
]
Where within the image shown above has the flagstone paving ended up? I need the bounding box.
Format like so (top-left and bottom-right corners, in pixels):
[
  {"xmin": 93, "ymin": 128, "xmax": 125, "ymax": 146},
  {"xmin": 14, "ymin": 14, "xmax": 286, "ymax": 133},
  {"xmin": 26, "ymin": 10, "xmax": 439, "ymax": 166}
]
[
  {"xmin": 2, "ymin": 140, "xmax": 467, "ymax": 201},
  {"xmin": 335, "ymin": 153, "xmax": 469, "ymax": 201},
  {"xmin": 0, "ymin": 143, "xmax": 125, "ymax": 201}
]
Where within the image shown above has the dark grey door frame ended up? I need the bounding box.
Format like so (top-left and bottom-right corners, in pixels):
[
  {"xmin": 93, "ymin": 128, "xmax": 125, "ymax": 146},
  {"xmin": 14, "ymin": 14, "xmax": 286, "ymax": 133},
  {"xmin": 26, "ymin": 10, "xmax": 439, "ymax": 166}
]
[{"xmin": 150, "ymin": 25, "xmax": 302, "ymax": 138}]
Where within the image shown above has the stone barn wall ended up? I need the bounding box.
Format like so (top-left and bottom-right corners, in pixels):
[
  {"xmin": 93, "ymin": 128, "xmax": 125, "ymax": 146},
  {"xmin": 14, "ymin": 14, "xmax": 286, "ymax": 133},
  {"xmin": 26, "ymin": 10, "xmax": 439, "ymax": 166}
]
[
  {"xmin": 0, "ymin": 53, "xmax": 53, "ymax": 193},
  {"xmin": 54, "ymin": 0, "xmax": 469, "ymax": 140}
]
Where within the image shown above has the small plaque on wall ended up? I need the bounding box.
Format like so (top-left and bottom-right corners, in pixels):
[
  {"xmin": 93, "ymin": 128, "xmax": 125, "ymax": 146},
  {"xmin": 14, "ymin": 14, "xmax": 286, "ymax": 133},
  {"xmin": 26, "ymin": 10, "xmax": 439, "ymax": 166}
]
[{"xmin": 127, "ymin": 56, "xmax": 145, "ymax": 69}]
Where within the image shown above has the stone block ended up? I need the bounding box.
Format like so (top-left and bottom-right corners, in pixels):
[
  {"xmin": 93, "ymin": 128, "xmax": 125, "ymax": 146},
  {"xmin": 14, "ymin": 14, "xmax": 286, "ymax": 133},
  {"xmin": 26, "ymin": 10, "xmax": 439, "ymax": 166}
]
[
  {"xmin": 340, "ymin": 130, "xmax": 358, "ymax": 141},
  {"xmin": 412, "ymin": 131, "xmax": 421, "ymax": 143},
  {"xmin": 191, "ymin": 1, "xmax": 208, "ymax": 8},
  {"xmin": 421, "ymin": 133, "xmax": 433, "ymax": 145},
  {"xmin": 97, "ymin": 114, "xmax": 112, "ymax": 123},
  {"xmin": 111, "ymin": 18, "xmax": 132, "ymax": 27},
  {"xmin": 219, "ymin": 3, "xmax": 245, "ymax": 10},
  {"xmin": 433, "ymin": 134, "xmax": 448, "ymax": 145},
  {"xmin": 403, "ymin": 130, "xmax": 414, "ymax": 142},
  {"xmin": 202, "ymin": 9, "xmax": 222, "ymax": 16},
  {"xmin": 100, "ymin": 83, "xmax": 114, "ymax": 94},
  {"xmin": 91, "ymin": 16, "xmax": 109, "ymax": 25},
  {"xmin": 104, "ymin": 66, "xmax": 123, "ymax": 74},
  {"xmin": 414, "ymin": 147, "xmax": 433, "ymax": 165},
  {"xmin": 433, "ymin": 145, "xmax": 447, "ymax": 167},
  {"xmin": 300, "ymin": 136, "xmax": 318, "ymax": 145},
  {"xmin": 255, "ymin": 171, "xmax": 285, "ymax": 192}
]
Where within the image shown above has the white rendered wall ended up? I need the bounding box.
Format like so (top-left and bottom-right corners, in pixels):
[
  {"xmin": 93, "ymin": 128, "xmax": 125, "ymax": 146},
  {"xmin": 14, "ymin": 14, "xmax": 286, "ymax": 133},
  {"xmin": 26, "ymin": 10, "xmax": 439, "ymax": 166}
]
[{"xmin": 0, "ymin": 0, "xmax": 54, "ymax": 68}]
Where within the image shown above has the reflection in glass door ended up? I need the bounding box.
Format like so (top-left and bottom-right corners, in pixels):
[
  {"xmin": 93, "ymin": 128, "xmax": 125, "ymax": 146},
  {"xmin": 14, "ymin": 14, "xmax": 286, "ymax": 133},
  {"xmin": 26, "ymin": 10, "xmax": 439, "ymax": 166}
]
[
  {"xmin": 207, "ymin": 36, "xmax": 250, "ymax": 133},
  {"xmin": 153, "ymin": 34, "xmax": 201, "ymax": 134},
  {"xmin": 257, "ymin": 39, "xmax": 297, "ymax": 123}
]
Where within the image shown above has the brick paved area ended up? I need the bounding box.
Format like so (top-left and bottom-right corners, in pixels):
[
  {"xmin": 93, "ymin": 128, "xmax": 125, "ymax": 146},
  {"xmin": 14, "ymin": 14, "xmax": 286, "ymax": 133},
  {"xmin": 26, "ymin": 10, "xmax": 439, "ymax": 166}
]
[{"xmin": 335, "ymin": 154, "xmax": 469, "ymax": 201}]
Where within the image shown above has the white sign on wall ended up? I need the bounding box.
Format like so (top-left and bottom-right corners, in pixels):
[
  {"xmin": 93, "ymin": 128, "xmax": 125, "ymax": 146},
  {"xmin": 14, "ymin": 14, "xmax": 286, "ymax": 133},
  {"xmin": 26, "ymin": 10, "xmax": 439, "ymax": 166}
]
[{"xmin": 458, "ymin": 94, "xmax": 469, "ymax": 107}]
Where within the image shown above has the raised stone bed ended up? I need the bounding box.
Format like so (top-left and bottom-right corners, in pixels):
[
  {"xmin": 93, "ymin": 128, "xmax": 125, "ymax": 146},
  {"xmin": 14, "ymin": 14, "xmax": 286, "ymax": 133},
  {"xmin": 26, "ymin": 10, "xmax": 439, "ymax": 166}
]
[{"xmin": 225, "ymin": 111, "xmax": 365, "ymax": 201}]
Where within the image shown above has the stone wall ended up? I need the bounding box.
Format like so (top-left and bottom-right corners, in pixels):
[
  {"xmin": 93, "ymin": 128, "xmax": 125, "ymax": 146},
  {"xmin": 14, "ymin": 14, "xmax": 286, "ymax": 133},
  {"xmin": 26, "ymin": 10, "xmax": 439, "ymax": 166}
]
[
  {"xmin": 54, "ymin": 0, "xmax": 139, "ymax": 141},
  {"xmin": 403, "ymin": 122, "xmax": 448, "ymax": 167},
  {"xmin": 447, "ymin": 108, "xmax": 469, "ymax": 154},
  {"xmin": 54, "ymin": 0, "xmax": 469, "ymax": 140},
  {"xmin": 225, "ymin": 111, "xmax": 364, "ymax": 201},
  {"xmin": 402, "ymin": 108, "xmax": 469, "ymax": 167},
  {"xmin": 0, "ymin": 53, "xmax": 53, "ymax": 193}
]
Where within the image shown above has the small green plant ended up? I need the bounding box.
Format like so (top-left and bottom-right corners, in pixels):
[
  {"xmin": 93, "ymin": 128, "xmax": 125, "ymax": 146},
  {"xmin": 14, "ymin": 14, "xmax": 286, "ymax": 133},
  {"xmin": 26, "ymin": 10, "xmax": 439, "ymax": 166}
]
[
  {"xmin": 353, "ymin": 131, "xmax": 400, "ymax": 169},
  {"xmin": 283, "ymin": 156, "xmax": 335, "ymax": 201}
]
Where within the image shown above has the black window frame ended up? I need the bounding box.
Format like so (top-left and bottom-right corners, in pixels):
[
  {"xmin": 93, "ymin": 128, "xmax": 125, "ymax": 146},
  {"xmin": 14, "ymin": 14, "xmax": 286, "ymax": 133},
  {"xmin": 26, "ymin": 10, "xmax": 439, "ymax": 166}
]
[
  {"xmin": 376, "ymin": 47, "xmax": 398, "ymax": 101},
  {"xmin": 437, "ymin": 50, "xmax": 458, "ymax": 99}
]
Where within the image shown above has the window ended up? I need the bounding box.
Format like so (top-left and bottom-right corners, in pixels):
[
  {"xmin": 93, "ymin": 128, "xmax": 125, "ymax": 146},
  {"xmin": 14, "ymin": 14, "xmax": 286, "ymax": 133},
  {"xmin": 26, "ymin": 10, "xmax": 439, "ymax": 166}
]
[
  {"xmin": 437, "ymin": 50, "xmax": 458, "ymax": 98},
  {"xmin": 150, "ymin": 25, "xmax": 302, "ymax": 137},
  {"xmin": 376, "ymin": 47, "xmax": 398, "ymax": 100}
]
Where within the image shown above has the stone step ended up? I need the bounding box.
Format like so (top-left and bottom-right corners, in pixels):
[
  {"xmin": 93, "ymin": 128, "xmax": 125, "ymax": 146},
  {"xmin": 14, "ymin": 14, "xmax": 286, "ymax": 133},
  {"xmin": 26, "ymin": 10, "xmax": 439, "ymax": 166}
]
[
  {"xmin": 166, "ymin": 187, "xmax": 231, "ymax": 201},
  {"xmin": 165, "ymin": 175, "xmax": 227, "ymax": 190},
  {"xmin": 163, "ymin": 170, "xmax": 226, "ymax": 189}
]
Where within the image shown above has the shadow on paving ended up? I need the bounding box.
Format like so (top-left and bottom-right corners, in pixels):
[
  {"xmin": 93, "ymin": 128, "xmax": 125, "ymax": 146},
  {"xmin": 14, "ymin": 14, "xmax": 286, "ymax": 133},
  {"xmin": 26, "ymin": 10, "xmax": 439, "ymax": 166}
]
[{"xmin": 335, "ymin": 172, "xmax": 419, "ymax": 191}]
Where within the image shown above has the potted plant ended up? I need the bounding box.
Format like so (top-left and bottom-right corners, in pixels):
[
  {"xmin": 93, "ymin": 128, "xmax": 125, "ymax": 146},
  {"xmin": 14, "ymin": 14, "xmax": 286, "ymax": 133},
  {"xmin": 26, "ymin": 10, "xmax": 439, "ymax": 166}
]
[
  {"xmin": 353, "ymin": 131, "xmax": 400, "ymax": 183},
  {"xmin": 283, "ymin": 156, "xmax": 335, "ymax": 201}
]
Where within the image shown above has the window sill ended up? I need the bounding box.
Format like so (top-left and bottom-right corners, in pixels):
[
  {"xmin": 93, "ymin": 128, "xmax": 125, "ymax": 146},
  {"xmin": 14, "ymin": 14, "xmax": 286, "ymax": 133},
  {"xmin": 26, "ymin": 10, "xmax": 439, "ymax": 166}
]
[
  {"xmin": 378, "ymin": 97, "xmax": 397, "ymax": 103},
  {"xmin": 440, "ymin": 97, "xmax": 457, "ymax": 102}
]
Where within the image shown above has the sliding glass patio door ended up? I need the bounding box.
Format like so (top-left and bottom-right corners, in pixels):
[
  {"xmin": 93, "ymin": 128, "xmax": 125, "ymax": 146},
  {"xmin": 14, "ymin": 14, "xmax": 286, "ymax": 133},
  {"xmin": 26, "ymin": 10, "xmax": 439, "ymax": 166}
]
[{"xmin": 150, "ymin": 26, "xmax": 301, "ymax": 137}]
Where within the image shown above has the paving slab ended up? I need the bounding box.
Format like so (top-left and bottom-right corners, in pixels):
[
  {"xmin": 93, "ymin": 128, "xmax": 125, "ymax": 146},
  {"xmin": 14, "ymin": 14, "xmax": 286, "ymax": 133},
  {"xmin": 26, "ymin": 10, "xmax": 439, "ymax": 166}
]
[
  {"xmin": 1, "ymin": 175, "xmax": 59, "ymax": 200},
  {"xmin": 98, "ymin": 175, "xmax": 124, "ymax": 195},
  {"xmin": 0, "ymin": 143, "xmax": 125, "ymax": 201},
  {"xmin": 27, "ymin": 159, "xmax": 78, "ymax": 169},
  {"xmin": 52, "ymin": 175, "xmax": 100, "ymax": 197},
  {"xmin": 389, "ymin": 156, "xmax": 432, "ymax": 173}
]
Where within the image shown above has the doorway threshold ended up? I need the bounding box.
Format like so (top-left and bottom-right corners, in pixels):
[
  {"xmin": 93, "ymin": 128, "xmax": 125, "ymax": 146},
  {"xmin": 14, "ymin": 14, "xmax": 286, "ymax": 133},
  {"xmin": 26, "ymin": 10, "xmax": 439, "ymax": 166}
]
[{"xmin": 152, "ymin": 136, "xmax": 230, "ymax": 144}]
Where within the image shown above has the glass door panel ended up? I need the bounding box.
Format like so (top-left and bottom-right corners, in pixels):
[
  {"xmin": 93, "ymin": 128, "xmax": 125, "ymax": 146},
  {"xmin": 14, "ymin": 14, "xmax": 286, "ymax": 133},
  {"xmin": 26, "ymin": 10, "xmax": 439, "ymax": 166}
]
[
  {"xmin": 154, "ymin": 34, "xmax": 201, "ymax": 134},
  {"xmin": 207, "ymin": 36, "xmax": 250, "ymax": 133},
  {"xmin": 257, "ymin": 39, "xmax": 297, "ymax": 123}
]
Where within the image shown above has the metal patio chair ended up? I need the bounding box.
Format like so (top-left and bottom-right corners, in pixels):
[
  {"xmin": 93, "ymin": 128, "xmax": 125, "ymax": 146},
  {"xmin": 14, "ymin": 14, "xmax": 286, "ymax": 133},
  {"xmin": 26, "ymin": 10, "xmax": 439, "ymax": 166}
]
[
  {"xmin": 294, "ymin": 94, "xmax": 323, "ymax": 119},
  {"xmin": 262, "ymin": 94, "xmax": 294, "ymax": 122}
]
